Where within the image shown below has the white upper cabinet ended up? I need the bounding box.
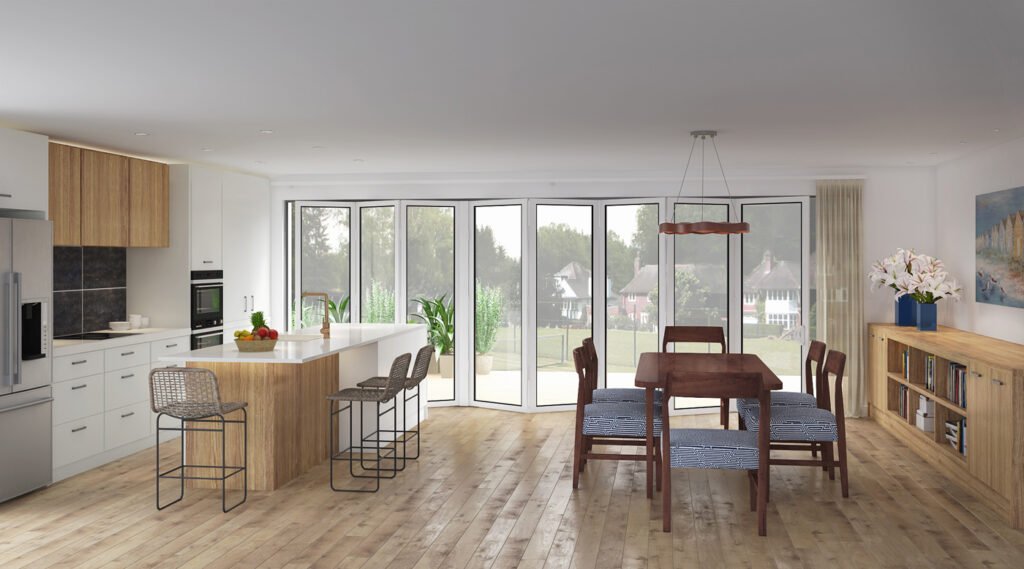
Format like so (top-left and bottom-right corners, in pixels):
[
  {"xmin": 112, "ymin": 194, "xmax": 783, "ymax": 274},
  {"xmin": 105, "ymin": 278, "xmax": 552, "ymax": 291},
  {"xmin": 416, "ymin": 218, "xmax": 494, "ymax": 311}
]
[
  {"xmin": 222, "ymin": 172, "xmax": 270, "ymax": 327},
  {"xmin": 0, "ymin": 128, "xmax": 48, "ymax": 213},
  {"xmin": 188, "ymin": 165, "xmax": 223, "ymax": 271}
]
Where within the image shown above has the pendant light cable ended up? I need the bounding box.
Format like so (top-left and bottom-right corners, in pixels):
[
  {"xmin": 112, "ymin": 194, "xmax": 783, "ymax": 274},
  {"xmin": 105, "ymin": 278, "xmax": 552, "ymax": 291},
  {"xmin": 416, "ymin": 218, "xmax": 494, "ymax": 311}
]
[{"xmin": 671, "ymin": 136, "xmax": 699, "ymax": 223}]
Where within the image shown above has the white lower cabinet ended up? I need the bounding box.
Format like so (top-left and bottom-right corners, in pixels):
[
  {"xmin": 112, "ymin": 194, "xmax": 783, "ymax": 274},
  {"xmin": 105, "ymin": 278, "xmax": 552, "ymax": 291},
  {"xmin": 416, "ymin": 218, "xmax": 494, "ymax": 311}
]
[
  {"xmin": 52, "ymin": 333, "xmax": 189, "ymax": 481},
  {"xmin": 53, "ymin": 415, "xmax": 104, "ymax": 468},
  {"xmin": 104, "ymin": 402, "xmax": 151, "ymax": 450}
]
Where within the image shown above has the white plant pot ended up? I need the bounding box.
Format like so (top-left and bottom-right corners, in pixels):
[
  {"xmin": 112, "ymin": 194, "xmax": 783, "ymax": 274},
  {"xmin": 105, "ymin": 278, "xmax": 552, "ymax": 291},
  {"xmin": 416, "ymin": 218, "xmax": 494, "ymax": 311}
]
[
  {"xmin": 428, "ymin": 350, "xmax": 439, "ymax": 374},
  {"xmin": 439, "ymin": 354, "xmax": 455, "ymax": 378},
  {"xmin": 475, "ymin": 354, "xmax": 494, "ymax": 375}
]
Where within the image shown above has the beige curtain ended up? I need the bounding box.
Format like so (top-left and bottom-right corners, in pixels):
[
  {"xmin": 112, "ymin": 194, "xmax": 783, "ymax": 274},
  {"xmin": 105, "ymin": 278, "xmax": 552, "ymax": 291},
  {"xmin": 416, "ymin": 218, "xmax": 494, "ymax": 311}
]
[{"xmin": 816, "ymin": 180, "xmax": 866, "ymax": 417}]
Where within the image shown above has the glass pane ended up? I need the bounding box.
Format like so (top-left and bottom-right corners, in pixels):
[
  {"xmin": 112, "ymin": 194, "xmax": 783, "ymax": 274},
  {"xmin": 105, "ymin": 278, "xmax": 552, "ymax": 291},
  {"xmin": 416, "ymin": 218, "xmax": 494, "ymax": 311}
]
[
  {"xmin": 297, "ymin": 206, "xmax": 350, "ymax": 329},
  {"xmin": 606, "ymin": 204, "xmax": 659, "ymax": 388},
  {"xmin": 673, "ymin": 203, "xmax": 730, "ymax": 409},
  {"xmin": 360, "ymin": 206, "xmax": 396, "ymax": 323},
  {"xmin": 536, "ymin": 205, "xmax": 593, "ymax": 406},
  {"xmin": 475, "ymin": 205, "xmax": 522, "ymax": 406},
  {"xmin": 407, "ymin": 206, "xmax": 456, "ymax": 402},
  {"xmin": 742, "ymin": 203, "xmax": 803, "ymax": 393}
]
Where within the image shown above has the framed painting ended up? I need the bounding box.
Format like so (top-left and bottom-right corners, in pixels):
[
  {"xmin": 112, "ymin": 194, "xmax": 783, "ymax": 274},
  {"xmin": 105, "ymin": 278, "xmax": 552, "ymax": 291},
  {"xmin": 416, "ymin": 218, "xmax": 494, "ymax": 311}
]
[{"xmin": 976, "ymin": 186, "xmax": 1024, "ymax": 308}]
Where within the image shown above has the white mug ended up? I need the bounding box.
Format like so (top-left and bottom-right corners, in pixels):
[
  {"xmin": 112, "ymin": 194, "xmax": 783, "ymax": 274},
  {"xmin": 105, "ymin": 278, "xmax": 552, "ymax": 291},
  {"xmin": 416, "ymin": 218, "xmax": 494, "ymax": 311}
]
[{"xmin": 128, "ymin": 314, "xmax": 142, "ymax": 329}]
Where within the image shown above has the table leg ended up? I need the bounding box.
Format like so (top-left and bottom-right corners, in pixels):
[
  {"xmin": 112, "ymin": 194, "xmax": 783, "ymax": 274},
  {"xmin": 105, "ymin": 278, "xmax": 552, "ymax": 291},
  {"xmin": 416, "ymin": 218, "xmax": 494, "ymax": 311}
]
[{"xmin": 645, "ymin": 387, "xmax": 654, "ymax": 499}]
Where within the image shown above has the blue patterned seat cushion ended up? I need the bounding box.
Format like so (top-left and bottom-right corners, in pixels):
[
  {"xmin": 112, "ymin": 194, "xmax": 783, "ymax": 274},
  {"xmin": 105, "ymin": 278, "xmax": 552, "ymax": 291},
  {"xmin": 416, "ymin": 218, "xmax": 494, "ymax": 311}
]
[
  {"xmin": 736, "ymin": 391, "xmax": 816, "ymax": 415},
  {"xmin": 669, "ymin": 429, "xmax": 760, "ymax": 470},
  {"xmin": 741, "ymin": 406, "xmax": 838, "ymax": 442},
  {"xmin": 593, "ymin": 388, "xmax": 663, "ymax": 404},
  {"xmin": 582, "ymin": 402, "xmax": 662, "ymax": 437}
]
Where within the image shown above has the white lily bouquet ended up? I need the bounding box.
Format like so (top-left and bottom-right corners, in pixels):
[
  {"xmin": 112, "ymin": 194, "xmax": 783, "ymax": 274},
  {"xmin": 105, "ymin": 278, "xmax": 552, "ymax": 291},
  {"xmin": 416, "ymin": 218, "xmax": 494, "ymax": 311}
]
[{"xmin": 869, "ymin": 249, "xmax": 961, "ymax": 304}]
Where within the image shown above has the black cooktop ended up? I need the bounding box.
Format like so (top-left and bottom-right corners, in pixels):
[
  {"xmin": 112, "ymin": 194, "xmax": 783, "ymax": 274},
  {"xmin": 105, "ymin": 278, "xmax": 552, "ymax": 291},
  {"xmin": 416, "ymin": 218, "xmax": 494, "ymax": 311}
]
[{"xmin": 56, "ymin": 332, "xmax": 141, "ymax": 340}]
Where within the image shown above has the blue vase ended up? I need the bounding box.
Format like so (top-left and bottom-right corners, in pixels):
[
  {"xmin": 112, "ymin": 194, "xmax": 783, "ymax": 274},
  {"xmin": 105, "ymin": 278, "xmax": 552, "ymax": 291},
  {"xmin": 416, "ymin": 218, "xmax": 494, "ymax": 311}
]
[
  {"xmin": 916, "ymin": 302, "xmax": 937, "ymax": 331},
  {"xmin": 895, "ymin": 295, "xmax": 916, "ymax": 326}
]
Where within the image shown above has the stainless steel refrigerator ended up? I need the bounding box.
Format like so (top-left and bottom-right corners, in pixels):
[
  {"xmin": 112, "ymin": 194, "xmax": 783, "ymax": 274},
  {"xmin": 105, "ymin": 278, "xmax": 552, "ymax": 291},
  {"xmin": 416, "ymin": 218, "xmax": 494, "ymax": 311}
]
[{"xmin": 0, "ymin": 217, "xmax": 53, "ymax": 503}]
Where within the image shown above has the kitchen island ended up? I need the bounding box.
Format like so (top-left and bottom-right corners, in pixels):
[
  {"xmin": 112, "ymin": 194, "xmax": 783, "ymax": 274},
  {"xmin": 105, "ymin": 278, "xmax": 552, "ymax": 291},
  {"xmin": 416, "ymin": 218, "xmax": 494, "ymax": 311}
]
[{"xmin": 160, "ymin": 323, "xmax": 427, "ymax": 491}]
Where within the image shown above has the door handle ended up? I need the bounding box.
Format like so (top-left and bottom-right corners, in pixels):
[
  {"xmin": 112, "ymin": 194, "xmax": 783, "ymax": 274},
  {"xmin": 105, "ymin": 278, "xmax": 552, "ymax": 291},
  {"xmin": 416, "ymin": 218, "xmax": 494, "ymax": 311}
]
[
  {"xmin": 992, "ymin": 379, "xmax": 1004, "ymax": 386},
  {"xmin": 2, "ymin": 273, "xmax": 12, "ymax": 386},
  {"xmin": 0, "ymin": 397, "xmax": 52, "ymax": 414},
  {"xmin": 12, "ymin": 272, "xmax": 21, "ymax": 385}
]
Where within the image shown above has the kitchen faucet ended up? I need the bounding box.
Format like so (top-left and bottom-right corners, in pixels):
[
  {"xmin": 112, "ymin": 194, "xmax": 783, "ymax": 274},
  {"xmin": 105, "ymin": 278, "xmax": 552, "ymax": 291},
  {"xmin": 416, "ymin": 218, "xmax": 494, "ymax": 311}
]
[{"xmin": 301, "ymin": 292, "xmax": 331, "ymax": 339}]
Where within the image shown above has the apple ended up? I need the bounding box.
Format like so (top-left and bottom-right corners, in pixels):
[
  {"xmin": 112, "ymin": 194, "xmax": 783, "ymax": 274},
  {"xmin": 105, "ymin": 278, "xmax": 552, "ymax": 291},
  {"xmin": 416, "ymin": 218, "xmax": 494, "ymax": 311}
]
[
  {"xmin": 269, "ymin": 329, "xmax": 279, "ymax": 340},
  {"xmin": 257, "ymin": 327, "xmax": 270, "ymax": 339}
]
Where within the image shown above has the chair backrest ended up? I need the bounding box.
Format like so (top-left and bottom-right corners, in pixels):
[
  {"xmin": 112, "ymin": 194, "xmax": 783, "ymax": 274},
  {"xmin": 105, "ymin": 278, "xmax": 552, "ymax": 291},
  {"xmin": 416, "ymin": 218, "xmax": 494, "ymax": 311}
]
[
  {"xmin": 662, "ymin": 326, "xmax": 726, "ymax": 353},
  {"xmin": 383, "ymin": 353, "xmax": 413, "ymax": 397},
  {"xmin": 149, "ymin": 367, "xmax": 222, "ymax": 413},
  {"xmin": 409, "ymin": 345, "xmax": 434, "ymax": 384},
  {"xmin": 572, "ymin": 346, "xmax": 595, "ymax": 406},
  {"xmin": 805, "ymin": 339, "xmax": 827, "ymax": 406},
  {"xmin": 823, "ymin": 349, "xmax": 847, "ymax": 421},
  {"xmin": 581, "ymin": 337, "xmax": 598, "ymax": 390}
]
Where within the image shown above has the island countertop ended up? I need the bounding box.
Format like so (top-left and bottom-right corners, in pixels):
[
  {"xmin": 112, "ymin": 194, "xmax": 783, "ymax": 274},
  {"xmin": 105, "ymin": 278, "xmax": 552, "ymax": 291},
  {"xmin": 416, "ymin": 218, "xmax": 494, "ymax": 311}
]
[{"xmin": 160, "ymin": 323, "xmax": 426, "ymax": 364}]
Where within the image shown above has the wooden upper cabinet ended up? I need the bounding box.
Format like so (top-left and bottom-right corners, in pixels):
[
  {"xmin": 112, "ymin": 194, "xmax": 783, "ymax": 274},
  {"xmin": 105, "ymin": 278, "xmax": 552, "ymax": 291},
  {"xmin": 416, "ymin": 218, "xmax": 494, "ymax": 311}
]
[
  {"xmin": 81, "ymin": 149, "xmax": 129, "ymax": 247},
  {"xmin": 48, "ymin": 143, "xmax": 82, "ymax": 246},
  {"xmin": 128, "ymin": 158, "xmax": 169, "ymax": 247}
]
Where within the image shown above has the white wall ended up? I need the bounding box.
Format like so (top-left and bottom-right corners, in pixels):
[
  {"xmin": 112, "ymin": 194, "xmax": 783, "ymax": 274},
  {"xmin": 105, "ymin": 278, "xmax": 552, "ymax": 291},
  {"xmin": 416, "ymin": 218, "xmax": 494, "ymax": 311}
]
[
  {"xmin": 861, "ymin": 168, "xmax": 937, "ymax": 325},
  {"xmin": 936, "ymin": 137, "xmax": 1024, "ymax": 343}
]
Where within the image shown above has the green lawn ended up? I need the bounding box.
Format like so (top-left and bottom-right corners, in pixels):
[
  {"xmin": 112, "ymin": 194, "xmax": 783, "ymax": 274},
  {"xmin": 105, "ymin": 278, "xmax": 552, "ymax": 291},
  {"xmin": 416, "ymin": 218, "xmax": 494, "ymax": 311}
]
[{"xmin": 479, "ymin": 326, "xmax": 803, "ymax": 376}]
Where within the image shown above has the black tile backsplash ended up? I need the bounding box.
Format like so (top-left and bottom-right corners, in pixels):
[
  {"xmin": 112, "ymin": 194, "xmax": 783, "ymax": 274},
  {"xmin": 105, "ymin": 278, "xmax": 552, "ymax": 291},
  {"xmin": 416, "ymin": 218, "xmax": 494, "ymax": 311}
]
[
  {"xmin": 53, "ymin": 247, "xmax": 82, "ymax": 292},
  {"xmin": 83, "ymin": 247, "xmax": 126, "ymax": 289},
  {"xmin": 83, "ymin": 288, "xmax": 127, "ymax": 333},
  {"xmin": 53, "ymin": 246, "xmax": 127, "ymax": 337}
]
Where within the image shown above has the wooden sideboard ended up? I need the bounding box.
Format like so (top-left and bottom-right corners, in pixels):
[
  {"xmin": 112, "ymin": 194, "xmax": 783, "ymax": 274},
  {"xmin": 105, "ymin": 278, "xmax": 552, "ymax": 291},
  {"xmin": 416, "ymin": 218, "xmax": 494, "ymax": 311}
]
[{"xmin": 868, "ymin": 323, "xmax": 1024, "ymax": 528}]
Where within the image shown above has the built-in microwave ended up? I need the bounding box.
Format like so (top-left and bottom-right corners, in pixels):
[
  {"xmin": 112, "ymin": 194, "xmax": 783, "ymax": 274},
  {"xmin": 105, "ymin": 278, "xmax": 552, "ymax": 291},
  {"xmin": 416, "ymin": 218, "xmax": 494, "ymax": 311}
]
[
  {"xmin": 191, "ymin": 328, "xmax": 224, "ymax": 351},
  {"xmin": 190, "ymin": 270, "xmax": 223, "ymax": 330}
]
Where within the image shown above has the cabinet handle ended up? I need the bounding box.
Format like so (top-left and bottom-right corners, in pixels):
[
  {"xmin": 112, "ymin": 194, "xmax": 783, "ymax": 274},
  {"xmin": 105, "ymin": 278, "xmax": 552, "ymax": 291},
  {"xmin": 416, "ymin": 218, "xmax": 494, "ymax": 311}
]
[
  {"xmin": 120, "ymin": 411, "xmax": 135, "ymax": 418},
  {"xmin": 243, "ymin": 296, "xmax": 248, "ymax": 312},
  {"xmin": 71, "ymin": 360, "xmax": 87, "ymax": 365},
  {"xmin": 121, "ymin": 373, "xmax": 134, "ymax": 379},
  {"xmin": 165, "ymin": 343, "xmax": 178, "ymax": 348},
  {"xmin": 203, "ymin": 260, "xmax": 213, "ymax": 264},
  {"xmin": 0, "ymin": 193, "xmax": 11, "ymax": 198},
  {"xmin": 250, "ymin": 295, "xmax": 254, "ymax": 309},
  {"xmin": 70, "ymin": 384, "xmax": 87, "ymax": 390},
  {"xmin": 992, "ymin": 379, "xmax": 1004, "ymax": 386},
  {"xmin": 121, "ymin": 351, "xmax": 134, "ymax": 356},
  {"xmin": 71, "ymin": 426, "xmax": 87, "ymax": 433}
]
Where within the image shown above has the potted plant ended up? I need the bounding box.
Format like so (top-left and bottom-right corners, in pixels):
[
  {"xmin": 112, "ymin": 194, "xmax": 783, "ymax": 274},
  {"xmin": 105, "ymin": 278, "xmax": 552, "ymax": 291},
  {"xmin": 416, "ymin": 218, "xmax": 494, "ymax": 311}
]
[
  {"xmin": 868, "ymin": 248, "xmax": 920, "ymax": 326},
  {"xmin": 412, "ymin": 294, "xmax": 455, "ymax": 378},
  {"xmin": 895, "ymin": 255, "xmax": 961, "ymax": 331},
  {"xmin": 475, "ymin": 282, "xmax": 503, "ymax": 375}
]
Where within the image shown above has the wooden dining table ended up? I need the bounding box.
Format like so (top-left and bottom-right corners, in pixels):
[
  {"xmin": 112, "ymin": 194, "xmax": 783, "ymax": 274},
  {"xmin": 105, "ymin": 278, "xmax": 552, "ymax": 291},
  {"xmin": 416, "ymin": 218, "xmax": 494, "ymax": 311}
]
[{"xmin": 634, "ymin": 352, "xmax": 784, "ymax": 498}]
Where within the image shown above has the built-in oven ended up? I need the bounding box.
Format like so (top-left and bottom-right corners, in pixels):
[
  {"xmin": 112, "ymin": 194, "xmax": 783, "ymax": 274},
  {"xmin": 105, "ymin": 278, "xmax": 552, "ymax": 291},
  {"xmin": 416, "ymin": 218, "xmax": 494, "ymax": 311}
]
[
  {"xmin": 190, "ymin": 270, "xmax": 223, "ymax": 330},
  {"xmin": 191, "ymin": 328, "xmax": 224, "ymax": 350}
]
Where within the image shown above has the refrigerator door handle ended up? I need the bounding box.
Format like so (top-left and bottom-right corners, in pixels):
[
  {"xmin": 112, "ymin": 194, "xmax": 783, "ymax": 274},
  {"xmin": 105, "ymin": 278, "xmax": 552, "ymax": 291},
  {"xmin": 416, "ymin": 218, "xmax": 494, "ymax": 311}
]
[
  {"xmin": 2, "ymin": 273, "xmax": 12, "ymax": 387},
  {"xmin": 0, "ymin": 397, "xmax": 53, "ymax": 415},
  {"xmin": 12, "ymin": 272, "xmax": 21, "ymax": 385}
]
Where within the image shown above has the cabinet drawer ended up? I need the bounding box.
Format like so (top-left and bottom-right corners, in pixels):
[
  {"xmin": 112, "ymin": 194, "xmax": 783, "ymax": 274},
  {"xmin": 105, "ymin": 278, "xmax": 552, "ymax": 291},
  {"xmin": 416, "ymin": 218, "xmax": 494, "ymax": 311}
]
[
  {"xmin": 104, "ymin": 364, "xmax": 151, "ymax": 411},
  {"xmin": 104, "ymin": 344, "xmax": 150, "ymax": 371},
  {"xmin": 53, "ymin": 352, "xmax": 104, "ymax": 382},
  {"xmin": 104, "ymin": 402, "xmax": 151, "ymax": 450},
  {"xmin": 53, "ymin": 374, "xmax": 104, "ymax": 425},
  {"xmin": 53, "ymin": 414, "xmax": 104, "ymax": 468},
  {"xmin": 150, "ymin": 336, "xmax": 190, "ymax": 360}
]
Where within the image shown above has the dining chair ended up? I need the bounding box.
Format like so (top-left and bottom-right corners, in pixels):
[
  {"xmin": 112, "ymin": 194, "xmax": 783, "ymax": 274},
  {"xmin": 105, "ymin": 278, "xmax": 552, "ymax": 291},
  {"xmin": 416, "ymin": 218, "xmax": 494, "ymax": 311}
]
[
  {"xmin": 582, "ymin": 337, "xmax": 663, "ymax": 405},
  {"xmin": 661, "ymin": 326, "xmax": 730, "ymax": 428},
  {"xmin": 659, "ymin": 370, "xmax": 770, "ymax": 535},
  {"xmin": 571, "ymin": 346, "xmax": 662, "ymax": 490},
  {"xmin": 739, "ymin": 349, "xmax": 850, "ymax": 497}
]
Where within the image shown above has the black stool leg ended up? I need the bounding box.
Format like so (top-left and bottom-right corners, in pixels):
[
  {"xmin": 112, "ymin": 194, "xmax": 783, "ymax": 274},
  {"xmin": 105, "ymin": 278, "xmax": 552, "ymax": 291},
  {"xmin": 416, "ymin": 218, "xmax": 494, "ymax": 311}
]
[
  {"xmin": 155, "ymin": 413, "xmax": 184, "ymax": 511},
  {"xmin": 221, "ymin": 409, "xmax": 247, "ymax": 513}
]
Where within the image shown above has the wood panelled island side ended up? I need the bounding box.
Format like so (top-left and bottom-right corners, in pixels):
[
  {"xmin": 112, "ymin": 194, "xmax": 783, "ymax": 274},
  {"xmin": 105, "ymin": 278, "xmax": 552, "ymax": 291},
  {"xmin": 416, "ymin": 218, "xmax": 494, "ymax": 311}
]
[{"xmin": 159, "ymin": 324, "xmax": 427, "ymax": 491}]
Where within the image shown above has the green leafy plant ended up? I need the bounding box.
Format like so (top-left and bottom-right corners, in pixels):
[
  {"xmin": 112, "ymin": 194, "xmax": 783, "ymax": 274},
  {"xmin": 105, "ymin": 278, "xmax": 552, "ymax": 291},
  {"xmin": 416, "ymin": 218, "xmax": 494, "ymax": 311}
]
[
  {"xmin": 293, "ymin": 294, "xmax": 350, "ymax": 329},
  {"xmin": 475, "ymin": 282, "xmax": 503, "ymax": 354},
  {"xmin": 412, "ymin": 294, "xmax": 455, "ymax": 355},
  {"xmin": 364, "ymin": 281, "xmax": 396, "ymax": 323},
  {"xmin": 327, "ymin": 296, "xmax": 350, "ymax": 323}
]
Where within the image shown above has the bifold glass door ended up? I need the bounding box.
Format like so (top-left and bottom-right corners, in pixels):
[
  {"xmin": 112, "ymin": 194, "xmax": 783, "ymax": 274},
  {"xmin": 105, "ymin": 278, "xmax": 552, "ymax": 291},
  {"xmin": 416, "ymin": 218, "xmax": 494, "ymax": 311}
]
[{"xmin": 291, "ymin": 203, "xmax": 352, "ymax": 329}]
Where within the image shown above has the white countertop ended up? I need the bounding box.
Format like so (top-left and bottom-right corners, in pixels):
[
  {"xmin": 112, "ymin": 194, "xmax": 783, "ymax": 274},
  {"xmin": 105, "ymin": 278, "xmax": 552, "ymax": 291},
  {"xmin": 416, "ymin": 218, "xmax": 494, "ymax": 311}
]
[
  {"xmin": 53, "ymin": 327, "xmax": 193, "ymax": 356},
  {"xmin": 160, "ymin": 323, "xmax": 426, "ymax": 364}
]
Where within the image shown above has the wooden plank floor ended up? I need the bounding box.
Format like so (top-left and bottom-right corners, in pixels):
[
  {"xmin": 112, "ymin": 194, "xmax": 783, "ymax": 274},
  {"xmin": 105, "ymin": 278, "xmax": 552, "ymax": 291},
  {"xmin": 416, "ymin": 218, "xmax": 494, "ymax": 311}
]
[{"xmin": 2, "ymin": 407, "xmax": 1023, "ymax": 568}]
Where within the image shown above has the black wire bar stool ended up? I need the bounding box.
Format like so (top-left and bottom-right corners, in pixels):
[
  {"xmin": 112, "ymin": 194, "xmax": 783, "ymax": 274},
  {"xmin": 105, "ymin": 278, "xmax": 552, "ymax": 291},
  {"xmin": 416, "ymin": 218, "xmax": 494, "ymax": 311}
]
[
  {"xmin": 150, "ymin": 367, "xmax": 248, "ymax": 512},
  {"xmin": 328, "ymin": 352, "xmax": 411, "ymax": 492},
  {"xmin": 356, "ymin": 344, "xmax": 433, "ymax": 465}
]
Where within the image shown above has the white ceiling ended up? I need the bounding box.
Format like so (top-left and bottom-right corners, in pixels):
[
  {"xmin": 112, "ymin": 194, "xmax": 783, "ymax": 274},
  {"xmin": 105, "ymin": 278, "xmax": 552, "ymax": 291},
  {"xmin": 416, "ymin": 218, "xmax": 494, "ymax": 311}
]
[{"xmin": 2, "ymin": 0, "xmax": 1023, "ymax": 179}]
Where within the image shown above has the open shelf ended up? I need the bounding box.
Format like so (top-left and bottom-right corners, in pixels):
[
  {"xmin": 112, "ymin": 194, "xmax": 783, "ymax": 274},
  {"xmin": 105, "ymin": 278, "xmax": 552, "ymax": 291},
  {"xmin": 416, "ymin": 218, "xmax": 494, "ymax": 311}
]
[{"xmin": 886, "ymin": 373, "xmax": 967, "ymax": 416}]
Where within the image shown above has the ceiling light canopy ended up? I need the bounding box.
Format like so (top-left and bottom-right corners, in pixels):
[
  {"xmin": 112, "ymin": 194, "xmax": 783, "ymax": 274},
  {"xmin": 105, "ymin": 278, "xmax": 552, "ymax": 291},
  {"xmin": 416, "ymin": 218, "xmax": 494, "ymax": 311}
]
[{"xmin": 659, "ymin": 130, "xmax": 750, "ymax": 236}]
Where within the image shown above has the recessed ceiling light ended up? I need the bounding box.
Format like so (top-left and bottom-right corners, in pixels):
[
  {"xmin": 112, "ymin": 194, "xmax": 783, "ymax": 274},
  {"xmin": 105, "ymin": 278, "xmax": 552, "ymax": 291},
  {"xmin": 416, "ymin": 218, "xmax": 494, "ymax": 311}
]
[
  {"xmin": 929, "ymin": 152, "xmax": 938, "ymax": 155},
  {"xmin": 256, "ymin": 160, "xmax": 266, "ymax": 164},
  {"xmin": 994, "ymin": 128, "xmax": 1001, "ymax": 133},
  {"xmin": 312, "ymin": 145, "xmax": 325, "ymax": 150},
  {"xmin": 352, "ymin": 158, "xmax": 365, "ymax": 162},
  {"xmin": 959, "ymin": 140, "xmax": 967, "ymax": 144},
  {"xmin": 201, "ymin": 148, "xmax": 213, "ymax": 152},
  {"xmin": 134, "ymin": 132, "xmax": 149, "ymax": 136},
  {"xmin": 259, "ymin": 130, "xmax": 274, "ymax": 135}
]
